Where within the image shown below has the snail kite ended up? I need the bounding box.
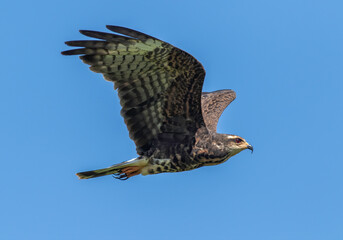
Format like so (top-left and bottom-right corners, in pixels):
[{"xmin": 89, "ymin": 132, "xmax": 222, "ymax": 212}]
[{"xmin": 62, "ymin": 26, "xmax": 253, "ymax": 180}]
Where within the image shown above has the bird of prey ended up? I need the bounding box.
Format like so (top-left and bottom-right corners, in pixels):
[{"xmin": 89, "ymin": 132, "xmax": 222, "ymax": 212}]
[{"xmin": 62, "ymin": 26, "xmax": 253, "ymax": 180}]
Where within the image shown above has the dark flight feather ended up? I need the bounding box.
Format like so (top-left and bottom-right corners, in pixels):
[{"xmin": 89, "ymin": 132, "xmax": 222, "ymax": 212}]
[
  {"xmin": 201, "ymin": 90, "xmax": 236, "ymax": 132},
  {"xmin": 62, "ymin": 26, "xmax": 206, "ymax": 156}
]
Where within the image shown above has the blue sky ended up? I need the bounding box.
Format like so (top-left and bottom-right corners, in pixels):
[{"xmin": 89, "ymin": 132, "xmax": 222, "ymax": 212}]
[{"xmin": 1, "ymin": 0, "xmax": 342, "ymax": 239}]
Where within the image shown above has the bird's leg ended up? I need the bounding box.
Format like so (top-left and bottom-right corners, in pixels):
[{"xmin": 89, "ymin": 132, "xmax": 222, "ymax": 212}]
[
  {"xmin": 121, "ymin": 166, "xmax": 141, "ymax": 178},
  {"xmin": 112, "ymin": 173, "xmax": 128, "ymax": 180},
  {"xmin": 113, "ymin": 166, "xmax": 142, "ymax": 180}
]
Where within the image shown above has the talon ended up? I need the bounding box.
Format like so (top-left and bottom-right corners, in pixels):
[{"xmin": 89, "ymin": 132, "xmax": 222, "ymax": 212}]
[
  {"xmin": 112, "ymin": 166, "xmax": 142, "ymax": 180},
  {"xmin": 120, "ymin": 166, "xmax": 142, "ymax": 178},
  {"xmin": 112, "ymin": 173, "xmax": 128, "ymax": 180}
]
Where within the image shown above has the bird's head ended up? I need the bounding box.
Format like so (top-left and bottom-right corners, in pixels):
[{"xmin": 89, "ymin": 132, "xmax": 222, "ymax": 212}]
[
  {"xmin": 223, "ymin": 134, "xmax": 253, "ymax": 157},
  {"xmin": 199, "ymin": 133, "xmax": 253, "ymax": 166}
]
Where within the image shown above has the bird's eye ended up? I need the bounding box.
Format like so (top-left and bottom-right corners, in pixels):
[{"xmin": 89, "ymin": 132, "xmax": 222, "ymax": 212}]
[{"xmin": 235, "ymin": 138, "xmax": 243, "ymax": 143}]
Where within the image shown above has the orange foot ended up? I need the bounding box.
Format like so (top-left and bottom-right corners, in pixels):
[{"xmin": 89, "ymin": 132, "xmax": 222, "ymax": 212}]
[
  {"xmin": 113, "ymin": 166, "xmax": 142, "ymax": 180},
  {"xmin": 121, "ymin": 166, "xmax": 141, "ymax": 178}
]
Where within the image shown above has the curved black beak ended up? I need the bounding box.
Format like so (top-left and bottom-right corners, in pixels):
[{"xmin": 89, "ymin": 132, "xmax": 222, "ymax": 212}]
[{"xmin": 247, "ymin": 145, "xmax": 254, "ymax": 153}]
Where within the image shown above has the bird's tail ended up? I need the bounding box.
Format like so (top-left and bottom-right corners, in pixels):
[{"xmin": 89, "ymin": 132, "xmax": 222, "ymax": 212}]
[{"xmin": 76, "ymin": 157, "xmax": 148, "ymax": 179}]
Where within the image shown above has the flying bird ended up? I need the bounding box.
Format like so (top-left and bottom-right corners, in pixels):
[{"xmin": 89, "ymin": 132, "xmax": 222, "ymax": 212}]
[{"xmin": 62, "ymin": 26, "xmax": 253, "ymax": 180}]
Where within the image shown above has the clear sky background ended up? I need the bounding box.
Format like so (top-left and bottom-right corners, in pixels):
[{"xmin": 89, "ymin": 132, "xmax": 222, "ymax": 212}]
[{"xmin": 1, "ymin": 0, "xmax": 342, "ymax": 239}]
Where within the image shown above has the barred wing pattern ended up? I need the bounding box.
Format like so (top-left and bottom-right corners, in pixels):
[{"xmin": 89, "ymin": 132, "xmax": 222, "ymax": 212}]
[
  {"xmin": 62, "ymin": 26, "xmax": 206, "ymax": 156},
  {"xmin": 201, "ymin": 90, "xmax": 236, "ymax": 132}
]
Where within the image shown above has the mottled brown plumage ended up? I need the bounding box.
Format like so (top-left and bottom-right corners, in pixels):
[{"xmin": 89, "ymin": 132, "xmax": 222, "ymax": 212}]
[
  {"xmin": 62, "ymin": 26, "xmax": 252, "ymax": 180},
  {"xmin": 201, "ymin": 90, "xmax": 236, "ymax": 132}
]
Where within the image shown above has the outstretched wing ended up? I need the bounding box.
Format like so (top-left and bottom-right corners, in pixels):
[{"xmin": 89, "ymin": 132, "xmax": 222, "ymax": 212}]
[
  {"xmin": 62, "ymin": 26, "xmax": 206, "ymax": 156},
  {"xmin": 201, "ymin": 90, "xmax": 236, "ymax": 132}
]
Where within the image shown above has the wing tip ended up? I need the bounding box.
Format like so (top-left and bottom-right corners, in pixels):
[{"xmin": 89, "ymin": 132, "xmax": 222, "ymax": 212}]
[
  {"xmin": 61, "ymin": 49, "xmax": 74, "ymax": 55},
  {"xmin": 79, "ymin": 29, "xmax": 92, "ymax": 36},
  {"xmin": 106, "ymin": 25, "xmax": 158, "ymax": 41},
  {"xmin": 61, "ymin": 49, "xmax": 85, "ymax": 56},
  {"xmin": 202, "ymin": 89, "xmax": 236, "ymax": 99},
  {"xmin": 64, "ymin": 41, "xmax": 76, "ymax": 47},
  {"xmin": 106, "ymin": 25, "xmax": 120, "ymax": 31}
]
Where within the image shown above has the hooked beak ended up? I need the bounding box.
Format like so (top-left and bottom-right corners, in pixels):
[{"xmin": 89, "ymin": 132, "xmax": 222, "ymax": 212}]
[{"xmin": 247, "ymin": 144, "xmax": 254, "ymax": 153}]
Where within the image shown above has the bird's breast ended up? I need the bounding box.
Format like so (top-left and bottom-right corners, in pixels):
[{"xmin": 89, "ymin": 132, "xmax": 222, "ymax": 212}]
[{"xmin": 140, "ymin": 156, "xmax": 201, "ymax": 175}]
